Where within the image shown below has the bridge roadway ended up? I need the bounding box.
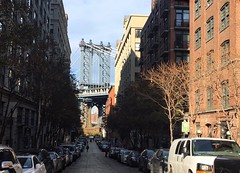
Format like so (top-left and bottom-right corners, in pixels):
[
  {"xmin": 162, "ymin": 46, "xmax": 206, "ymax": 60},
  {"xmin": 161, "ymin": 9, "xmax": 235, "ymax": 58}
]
[{"xmin": 62, "ymin": 140, "xmax": 139, "ymax": 173}]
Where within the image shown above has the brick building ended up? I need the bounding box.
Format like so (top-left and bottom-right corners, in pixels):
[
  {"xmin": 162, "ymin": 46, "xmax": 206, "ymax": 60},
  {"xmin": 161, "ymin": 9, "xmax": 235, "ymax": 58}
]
[
  {"xmin": 189, "ymin": 0, "xmax": 240, "ymax": 143},
  {"xmin": 140, "ymin": 0, "xmax": 189, "ymax": 72}
]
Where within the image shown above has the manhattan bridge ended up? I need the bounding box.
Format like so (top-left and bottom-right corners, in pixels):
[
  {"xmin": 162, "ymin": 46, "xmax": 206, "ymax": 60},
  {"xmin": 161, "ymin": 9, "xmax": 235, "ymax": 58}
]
[{"xmin": 78, "ymin": 39, "xmax": 116, "ymax": 136}]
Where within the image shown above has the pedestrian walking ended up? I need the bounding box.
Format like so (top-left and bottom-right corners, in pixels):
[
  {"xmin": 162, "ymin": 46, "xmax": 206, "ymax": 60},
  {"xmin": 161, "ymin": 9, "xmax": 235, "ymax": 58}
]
[
  {"xmin": 86, "ymin": 145, "xmax": 89, "ymax": 152},
  {"xmin": 105, "ymin": 147, "xmax": 109, "ymax": 157}
]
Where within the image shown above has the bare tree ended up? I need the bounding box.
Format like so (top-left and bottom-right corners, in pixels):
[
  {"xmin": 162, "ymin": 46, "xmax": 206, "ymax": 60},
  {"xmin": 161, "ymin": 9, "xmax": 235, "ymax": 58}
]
[
  {"xmin": 207, "ymin": 57, "xmax": 240, "ymax": 141},
  {"xmin": 142, "ymin": 62, "xmax": 189, "ymax": 143}
]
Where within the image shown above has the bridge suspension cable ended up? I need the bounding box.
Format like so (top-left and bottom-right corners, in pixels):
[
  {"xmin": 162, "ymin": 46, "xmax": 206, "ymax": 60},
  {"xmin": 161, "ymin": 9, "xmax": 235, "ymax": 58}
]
[{"xmin": 79, "ymin": 39, "xmax": 115, "ymax": 87}]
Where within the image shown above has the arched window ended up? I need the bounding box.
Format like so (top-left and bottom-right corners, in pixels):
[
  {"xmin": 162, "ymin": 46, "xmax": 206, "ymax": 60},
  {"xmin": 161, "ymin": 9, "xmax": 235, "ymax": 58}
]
[
  {"xmin": 220, "ymin": 2, "xmax": 230, "ymax": 31},
  {"xmin": 195, "ymin": 27, "xmax": 201, "ymax": 49},
  {"xmin": 206, "ymin": 16, "xmax": 214, "ymax": 41},
  {"xmin": 221, "ymin": 40, "xmax": 230, "ymax": 65}
]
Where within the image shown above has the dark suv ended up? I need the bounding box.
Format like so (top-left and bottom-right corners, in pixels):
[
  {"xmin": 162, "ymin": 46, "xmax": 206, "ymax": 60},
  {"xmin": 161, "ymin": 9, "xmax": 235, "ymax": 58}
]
[{"xmin": 0, "ymin": 145, "xmax": 23, "ymax": 173}]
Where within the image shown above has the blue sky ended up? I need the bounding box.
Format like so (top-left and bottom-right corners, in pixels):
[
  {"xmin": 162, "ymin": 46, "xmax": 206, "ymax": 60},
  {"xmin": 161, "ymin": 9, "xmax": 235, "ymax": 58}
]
[{"xmin": 62, "ymin": 0, "xmax": 151, "ymax": 83}]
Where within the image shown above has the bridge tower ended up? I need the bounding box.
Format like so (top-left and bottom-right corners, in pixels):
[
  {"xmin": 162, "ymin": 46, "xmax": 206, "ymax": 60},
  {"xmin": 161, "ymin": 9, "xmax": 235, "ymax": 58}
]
[
  {"xmin": 78, "ymin": 39, "xmax": 115, "ymax": 136},
  {"xmin": 79, "ymin": 39, "xmax": 112, "ymax": 85}
]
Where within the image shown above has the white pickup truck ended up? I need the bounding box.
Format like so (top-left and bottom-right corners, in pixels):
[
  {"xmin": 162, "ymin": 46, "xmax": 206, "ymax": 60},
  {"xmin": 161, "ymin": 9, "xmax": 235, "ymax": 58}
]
[{"xmin": 167, "ymin": 137, "xmax": 240, "ymax": 173}]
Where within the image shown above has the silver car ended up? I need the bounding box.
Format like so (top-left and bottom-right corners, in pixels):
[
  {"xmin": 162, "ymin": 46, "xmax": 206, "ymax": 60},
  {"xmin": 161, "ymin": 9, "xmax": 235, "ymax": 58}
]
[
  {"xmin": 0, "ymin": 145, "xmax": 23, "ymax": 173},
  {"xmin": 17, "ymin": 155, "xmax": 46, "ymax": 173}
]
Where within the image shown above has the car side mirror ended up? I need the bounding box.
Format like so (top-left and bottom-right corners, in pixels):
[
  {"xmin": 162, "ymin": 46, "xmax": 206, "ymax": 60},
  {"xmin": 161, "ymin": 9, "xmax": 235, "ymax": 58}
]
[
  {"xmin": 1, "ymin": 161, "xmax": 13, "ymax": 168},
  {"xmin": 36, "ymin": 163, "xmax": 41, "ymax": 169}
]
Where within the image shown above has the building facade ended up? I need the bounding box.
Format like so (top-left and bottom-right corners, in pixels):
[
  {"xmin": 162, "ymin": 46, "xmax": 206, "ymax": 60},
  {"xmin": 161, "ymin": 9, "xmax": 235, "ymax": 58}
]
[
  {"xmin": 115, "ymin": 15, "xmax": 148, "ymax": 102},
  {"xmin": 50, "ymin": 0, "xmax": 71, "ymax": 65},
  {"xmin": 140, "ymin": 0, "xmax": 189, "ymax": 72},
  {"xmin": 189, "ymin": 0, "xmax": 240, "ymax": 143},
  {"xmin": 0, "ymin": 0, "xmax": 71, "ymax": 149}
]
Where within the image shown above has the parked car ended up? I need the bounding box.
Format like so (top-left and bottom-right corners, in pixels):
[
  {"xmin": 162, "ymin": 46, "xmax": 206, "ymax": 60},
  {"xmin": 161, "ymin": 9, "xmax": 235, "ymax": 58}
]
[
  {"xmin": 126, "ymin": 150, "xmax": 140, "ymax": 167},
  {"xmin": 168, "ymin": 137, "xmax": 240, "ymax": 173},
  {"xmin": 149, "ymin": 148, "xmax": 169, "ymax": 173},
  {"xmin": 109, "ymin": 147, "xmax": 121, "ymax": 159},
  {"xmin": 138, "ymin": 149, "xmax": 155, "ymax": 173},
  {"xmin": 17, "ymin": 154, "xmax": 47, "ymax": 173},
  {"xmin": 19, "ymin": 149, "xmax": 54, "ymax": 173},
  {"xmin": 0, "ymin": 145, "xmax": 23, "ymax": 173},
  {"xmin": 61, "ymin": 144, "xmax": 78, "ymax": 161},
  {"xmin": 99, "ymin": 141, "xmax": 111, "ymax": 152},
  {"xmin": 63, "ymin": 148, "xmax": 72, "ymax": 166},
  {"xmin": 120, "ymin": 149, "xmax": 131, "ymax": 164},
  {"xmin": 49, "ymin": 151, "xmax": 63, "ymax": 173},
  {"xmin": 52, "ymin": 146, "xmax": 67, "ymax": 169},
  {"xmin": 117, "ymin": 149, "xmax": 126, "ymax": 162},
  {"xmin": 78, "ymin": 137, "xmax": 87, "ymax": 146}
]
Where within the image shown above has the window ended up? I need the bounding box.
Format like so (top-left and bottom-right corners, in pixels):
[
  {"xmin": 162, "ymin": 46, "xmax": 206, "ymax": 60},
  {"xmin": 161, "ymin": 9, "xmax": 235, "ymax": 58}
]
[
  {"xmin": 135, "ymin": 29, "xmax": 141, "ymax": 38},
  {"xmin": 196, "ymin": 122, "xmax": 201, "ymax": 134},
  {"xmin": 185, "ymin": 140, "xmax": 190, "ymax": 155},
  {"xmin": 220, "ymin": 3, "xmax": 229, "ymax": 31},
  {"xmin": 195, "ymin": 28, "xmax": 201, "ymax": 49},
  {"xmin": 31, "ymin": 111, "xmax": 35, "ymax": 126},
  {"xmin": 25, "ymin": 109, "xmax": 29, "ymax": 125},
  {"xmin": 178, "ymin": 141, "xmax": 185, "ymax": 154},
  {"xmin": 135, "ymin": 43, "xmax": 140, "ymax": 51},
  {"xmin": 206, "ymin": 50, "xmax": 214, "ymax": 72},
  {"xmin": 19, "ymin": 16, "xmax": 24, "ymax": 24},
  {"xmin": 195, "ymin": 89, "xmax": 200, "ymax": 113},
  {"xmin": 175, "ymin": 141, "xmax": 181, "ymax": 154},
  {"xmin": 222, "ymin": 81, "xmax": 229, "ymax": 109},
  {"xmin": 195, "ymin": 58, "xmax": 201, "ymax": 78},
  {"xmin": 27, "ymin": 0, "xmax": 31, "ymax": 7},
  {"xmin": 207, "ymin": 87, "xmax": 213, "ymax": 111},
  {"xmin": 176, "ymin": 9, "xmax": 189, "ymax": 27},
  {"xmin": 175, "ymin": 52, "xmax": 189, "ymax": 63},
  {"xmin": 17, "ymin": 107, "xmax": 23, "ymax": 124},
  {"xmin": 195, "ymin": 0, "xmax": 201, "ymax": 18},
  {"xmin": 206, "ymin": 0, "xmax": 213, "ymax": 7},
  {"xmin": 175, "ymin": 31, "xmax": 189, "ymax": 48},
  {"xmin": 221, "ymin": 40, "xmax": 230, "ymax": 65},
  {"xmin": 206, "ymin": 17, "xmax": 214, "ymax": 41},
  {"xmin": 33, "ymin": 11, "xmax": 37, "ymax": 20}
]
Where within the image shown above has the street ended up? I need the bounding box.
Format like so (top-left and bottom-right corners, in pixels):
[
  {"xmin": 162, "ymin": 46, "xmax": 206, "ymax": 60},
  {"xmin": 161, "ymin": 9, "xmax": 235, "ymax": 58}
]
[{"xmin": 62, "ymin": 140, "xmax": 140, "ymax": 173}]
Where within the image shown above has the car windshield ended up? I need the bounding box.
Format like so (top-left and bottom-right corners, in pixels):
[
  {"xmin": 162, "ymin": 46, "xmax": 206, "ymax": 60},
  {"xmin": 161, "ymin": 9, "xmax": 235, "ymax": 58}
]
[
  {"xmin": 0, "ymin": 149, "xmax": 15, "ymax": 164},
  {"xmin": 132, "ymin": 151, "xmax": 139, "ymax": 157},
  {"xmin": 49, "ymin": 153, "xmax": 56, "ymax": 159},
  {"xmin": 147, "ymin": 150, "xmax": 155, "ymax": 158},
  {"xmin": 192, "ymin": 139, "xmax": 240, "ymax": 156},
  {"xmin": 163, "ymin": 151, "xmax": 169, "ymax": 159},
  {"xmin": 62, "ymin": 146, "xmax": 75, "ymax": 152},
  {"xmin": 18, "ymin": 157, "xmax": 32, "ymax": 169}
]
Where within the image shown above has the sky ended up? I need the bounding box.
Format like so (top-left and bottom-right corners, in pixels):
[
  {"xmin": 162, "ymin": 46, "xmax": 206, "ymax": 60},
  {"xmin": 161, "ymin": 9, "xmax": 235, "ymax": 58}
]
[{"xmin": 62, "ymin": 0, "xmax": 151, "ymax": 84}]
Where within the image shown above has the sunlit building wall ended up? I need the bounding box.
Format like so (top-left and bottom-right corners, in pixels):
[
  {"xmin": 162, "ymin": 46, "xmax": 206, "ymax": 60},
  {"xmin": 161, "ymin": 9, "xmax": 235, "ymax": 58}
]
[
  {"xmin": 189, "ymin": 0, "xmax": 240, "ymax": 142},
  {"xmin": 115, "ymin": 15, "xmax": 148, "ymax": 104}
]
